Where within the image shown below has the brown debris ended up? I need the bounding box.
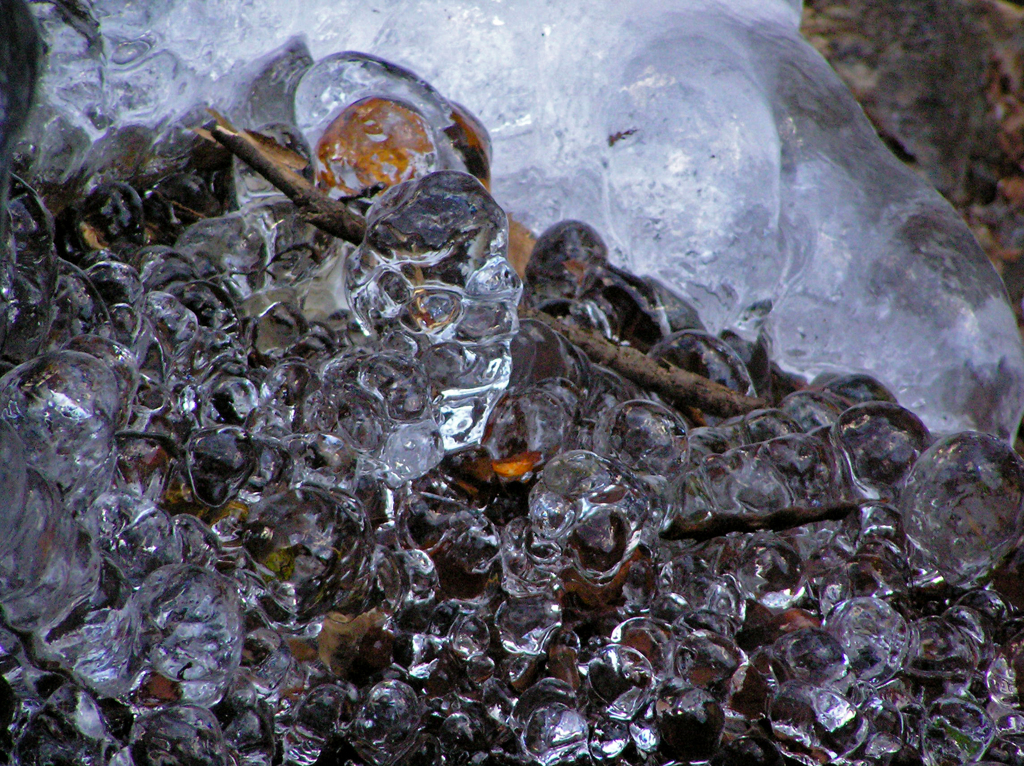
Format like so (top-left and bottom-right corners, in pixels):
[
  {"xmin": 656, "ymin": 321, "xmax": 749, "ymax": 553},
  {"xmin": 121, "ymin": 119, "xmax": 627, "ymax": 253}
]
[{"xmin": 662, "ymin": 502, "xmax": 862, "ymax": 542}]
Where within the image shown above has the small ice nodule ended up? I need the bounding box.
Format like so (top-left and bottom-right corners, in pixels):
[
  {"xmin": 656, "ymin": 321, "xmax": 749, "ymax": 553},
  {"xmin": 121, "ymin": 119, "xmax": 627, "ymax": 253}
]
[{"xmin": 344, "ymin": 169, "xmax": 521, "ymax": 450}]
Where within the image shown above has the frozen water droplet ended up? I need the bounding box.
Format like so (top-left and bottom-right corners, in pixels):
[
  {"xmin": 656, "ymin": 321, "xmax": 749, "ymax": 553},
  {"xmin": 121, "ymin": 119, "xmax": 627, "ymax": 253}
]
[
  {"xmin": 13, "ymin": 683, "xmax": 116, "ymax": 766},
  {"xmin": 585, "ymin": 644, "xmax": 654, "ymax": 721},
  {"xmin": 344, "ymin": 170, "xmax": 521, "ymax": 449},
  {"xmin": 649, "ymin": 329, "xmax": 756, "ymax": 397},
  {"xmin": 130, "ymin": 705, "xmax": 233, "ymax": 766},
  {"xmin": 285, "ymin": 682, "xmax": 356, "ymax": 766},
  {"xmin": 593, "ymin": 399, "xmax": 688, "ymax": 480},
  {"xmin": 496, "ymin": 595, "xmax": 561, "ymax": 656},
  {"xmin": 921, "ymin": 697, "xmax": 995, "ymax": 766},
  {"xmin": 832, "ymin": 402, "xmax": 931, "ymax": 500},
  {"xmin": 134, "ymin": 564, "xmax": 243, "ymax": 706},
  {"xmin": 825, "ymin": 597, "xmax": 911, "ymax": 685},
  {"xmin": 352, "ymin": 679, "xmax": 421, "ymax": 765},
  {"xmin": 521, "ymin": 703, "xmax": 590, "ymax": 766},
  {"xmin": 770, "ymin": 628, "xmax": 851, "ymax": 691},
  {"xmin": 900, "ymin": 431, "xmax": 1024, "ymax": 588},
  {"xmin": 656, "ymin": 683, "xmax": 725, "ymax": 763},
  {"xmin": 769, "ymin": 680, "xmax": 867, "ymax": 764},
  {"xmin": 0, "ymin": 350, "xmax": 120, "ymax": 507},
  {"xmin": 242, "ymin": 485, "xmax": 375, "ymax": 624}
]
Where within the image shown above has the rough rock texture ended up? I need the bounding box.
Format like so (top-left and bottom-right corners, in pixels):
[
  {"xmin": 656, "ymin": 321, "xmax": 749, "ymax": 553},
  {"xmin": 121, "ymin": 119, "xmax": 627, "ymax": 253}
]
[
  {"xmin": 801, "ymin": 0, "xmax": 993, "ymax": 204},
  {"xmin": 802, "ymin": 0, "xmax": 1024, "ymax": 340}
]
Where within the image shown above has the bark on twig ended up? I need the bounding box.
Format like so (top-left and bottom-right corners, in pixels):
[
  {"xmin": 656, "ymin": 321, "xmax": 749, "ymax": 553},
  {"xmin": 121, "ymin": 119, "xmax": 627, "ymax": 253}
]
[
  {"xmin": 200, "ymin": 114, "xmax": 366, "ymax": 245},
  {"xmin": 202, "ymin": 120, "xmax": 765, "ymax": 419},
  {"xmin": 663, "ymin": 502, "xmax": 861, "ymax": 542},
  {"xmin": 519, "ymin": 306, "xmax": 765, "ymax": 418}
]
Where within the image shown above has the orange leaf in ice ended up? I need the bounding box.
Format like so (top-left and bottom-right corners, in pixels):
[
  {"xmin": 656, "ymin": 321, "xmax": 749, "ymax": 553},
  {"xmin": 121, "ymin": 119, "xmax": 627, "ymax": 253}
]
[
  {"xmin": 316, "ymin": 96, "xmax": 437, "ymax": 197},
  {"xmin": 492, "ymin": 450, "xmax": 543, "ymax": 478}
]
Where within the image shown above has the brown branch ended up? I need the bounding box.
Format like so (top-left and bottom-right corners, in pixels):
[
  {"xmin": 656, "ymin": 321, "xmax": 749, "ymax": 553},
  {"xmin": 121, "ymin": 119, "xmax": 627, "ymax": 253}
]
[
  {"xmin": 199, "ymin": 114, "xmax": 366, "ymax": 245},
  {"xmin": 662, "ymin": 502, "xmax": 861, "ymax": 542},
  {"xmin": 519, "ymin": 306, "xmax": 765, "ymax": 418}
]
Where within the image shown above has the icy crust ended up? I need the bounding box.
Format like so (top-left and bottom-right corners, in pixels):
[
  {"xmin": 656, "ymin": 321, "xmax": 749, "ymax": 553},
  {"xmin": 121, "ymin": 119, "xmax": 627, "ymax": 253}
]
[{"xmin": 20, "ymin": 0, "xmax": 1024, "ymax": 438}]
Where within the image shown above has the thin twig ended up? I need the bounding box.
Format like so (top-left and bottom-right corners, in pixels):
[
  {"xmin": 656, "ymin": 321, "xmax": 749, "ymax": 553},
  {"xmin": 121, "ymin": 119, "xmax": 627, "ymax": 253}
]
[
  {"xmin": 520, "ymin": 307, "xmax": 765, "ymax": 418},
  {"xmin": 200, "ymin": 114, "xmax": 366, "ymax": 244},
  {"xmin": 662, "ymin": 502, "xmax": 861, "ymax": 542}
]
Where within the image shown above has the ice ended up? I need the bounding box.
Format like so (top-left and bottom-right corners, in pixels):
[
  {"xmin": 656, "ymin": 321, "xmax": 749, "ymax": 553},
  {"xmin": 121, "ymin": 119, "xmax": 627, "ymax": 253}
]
[{"xmin": 14, "ymin": 0, "xmax": 1024, "ymax": 438}]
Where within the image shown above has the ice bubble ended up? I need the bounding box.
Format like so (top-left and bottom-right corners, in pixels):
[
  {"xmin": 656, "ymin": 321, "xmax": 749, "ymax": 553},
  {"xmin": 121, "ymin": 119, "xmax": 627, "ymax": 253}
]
[
  {"xmin": 242, "ymin": 485, "xmax": 375, "ymax": 624},
  {"xmin": 352, "ymin": 679, "xmax": 421, "ymax": 765},
  {"xmin": 12, "ymin": 683, "xmax": 116, "ymax": 766},
  {"xmin": 770, "ymin": 628, "xmax": 851, "ymax": 691},
  {"xmin": 825, "ymin": 597, "xmax": 911, "ymax": 685},
  {"xmin": 37, "ymin": 559, "xmax": 142, "ymax": 699},
  {"xmin": 0, "ymin": 0, "xmax": 39, "ymax": 176},
  {"xmin": 585, "ymin": 644, "xmax": 654, "ymax": 721},
  {"xmin": 521, "ymin": 703, "xmax": 590, "ymax": 766},
  {"xmin": 285, "ymin": 682, "xmax": 355, "ymax": 766},
  {"xmin": 495, "ymin": 594, "xmax": 561, "ymax": 656},
  {"xmin": 344, "ymin": 170, "xmax": 520, "ymax": 449},
  {"xmin": 133, "ymin": 564, "xmax": 243, "ymax": 706},
  {"xmin": 130, "ymin": 705, "xmax": 233, "ymax": 766},
  {"xmin": 900, "ymin": 431, "xmax": 1024, "ymax": 588},
  {"xmin": 672, "ymin": 629, "xmax": 743, "ymax": 699},
  {"xmin": 657, "ymin": 684, "xmax": 725, "ymax": 763},
  {"xmin": 592, "ymin": 399, "xmax": 689, "ymax": 481},
  {"xmin": 0, "ymin": 433, "xmax": 101, "ymax": 633},
  {"xmin": 831, "ymin": 402, "xmax": 931, "ymax": 501},
  {"xmin": 769, "ymin": 680, "xmax": 867, "ymax": 764},
  {"xmin": 921, "ymin": 697, "xmax": 995, "ymax": 766},
  {"xmin": 0, "ymin": 350, "xmax": 120, "ymax": 507}
]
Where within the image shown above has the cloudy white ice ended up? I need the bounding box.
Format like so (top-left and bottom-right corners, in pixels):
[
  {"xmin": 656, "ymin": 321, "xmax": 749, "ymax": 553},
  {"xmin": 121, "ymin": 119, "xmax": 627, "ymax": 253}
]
[{"xmin": 21, "ymin": 0, "xmax": 1024, "ymax": 438}]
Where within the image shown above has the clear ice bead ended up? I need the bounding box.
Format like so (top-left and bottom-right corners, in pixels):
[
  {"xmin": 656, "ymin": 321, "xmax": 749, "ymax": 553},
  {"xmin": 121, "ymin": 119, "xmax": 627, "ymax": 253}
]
[
  {"xmin": 529, "ymin": 450, "xmax": 654, "ymax": 584},
  {"xmin": 592, "ymin": 398, "xmax": 689, "ymax": 481},
  {"xmin": 285, "ymin": 682, "xmax": 355, "ymax": 766},
  {"xmin": 825, "ymin": 597, "xmax": 911, "ymax": 685},
  {"xmin": 241, "ymin": 485, "xmax": 375, "ymax": 625},
  {"xmin": 769, "ymin": 628, "xmax": 852, "ymax": 691},
  {"xmin": 352, "ymin": 679, "xmax": 422, "ymax": 765},
  {"xmin": 905, "ymin": 616, "xmax": 980, "ymax": 686},
  {"xmin": 37, "ymin": 558, "xmax": 142, "ymax": 698},
  {"xmin": 732, "ymin": 533, "xmax": 805, "ymax": 610},
  {"xmin": 495, "ymin": 595, "xmax": 562, "ymax": 656},
  {"xmin": 91, "ymin": 492, "xmax": 182, "ymax": 586},
  {"xmin": 294, "ymin": 52, "xmax": 476, "ymax": 187},
  {"xmin": 672, "ymin": 629, "xmax": 743, "ymax": 699},
  {"xmin": 831, "ymin": 401, "xmax": 931, "ymax": 500},
  {"xmin": 0, "ymin": 350, "xmax": 120, "ymax": 508},
  {"xmin": 12, "ymin": 683, "xmax": 116, "ymax": 766},
  {"xmin": 900, "ymin": 431, "xmax": 1024, "ymax": 588},
  {"xmin": 343, "ymin": 171, "xmax": 521, "ymax": 449},
  {"xmin": 0, "ymin": 428, "xmax": 100, "ymax": 632},
  {"xmin": 656, "ymin": 683, "xmax": 725, "ymax": 763},
  {"xmin": 584, "ymin": 644, "xmax": 654, "ymax": 721},
  {"xmin": 769, "ymin": 680, "xmax": 867, "ymax": 764},
  {"xmin": 921, "ymin": 697, "xmax": 995, "ymax": 766},
  {"xmin": 130, "ymin": 705, "xmax": 233, "ymax": 766},
  {"xmin": 520, "ymin": 703, "xmax": 590, "ymax": 766},
  {"xmin": 133, "ymin": 564, "xmax": 243, "ymax": 706}
]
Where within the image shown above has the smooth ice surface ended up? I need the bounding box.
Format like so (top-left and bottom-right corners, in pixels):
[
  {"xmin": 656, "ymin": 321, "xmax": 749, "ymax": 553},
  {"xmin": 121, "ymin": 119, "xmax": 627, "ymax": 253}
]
[{"xmin": 20, "ymin": 0, "xmax": 1024, "ymax": 437}]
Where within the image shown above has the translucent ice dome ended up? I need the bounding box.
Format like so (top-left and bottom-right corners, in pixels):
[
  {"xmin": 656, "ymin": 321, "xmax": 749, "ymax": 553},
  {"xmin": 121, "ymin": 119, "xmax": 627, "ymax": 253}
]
[{"xmin": 19, "ymin": 0, "xmax": 1024, "ymax": 438}]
